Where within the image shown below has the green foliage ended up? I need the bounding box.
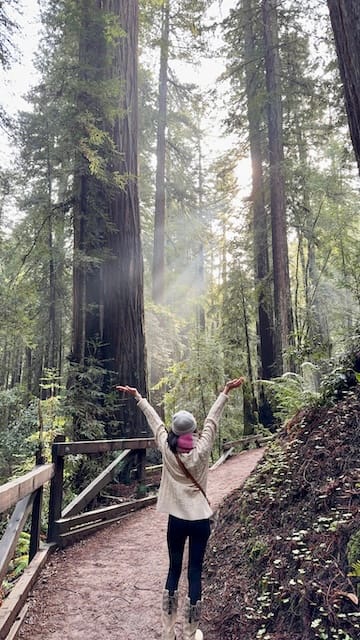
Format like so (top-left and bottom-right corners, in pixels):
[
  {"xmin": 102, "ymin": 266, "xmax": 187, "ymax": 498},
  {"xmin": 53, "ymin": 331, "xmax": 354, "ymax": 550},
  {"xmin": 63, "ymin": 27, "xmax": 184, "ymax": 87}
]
[
  {"xmin": 145, "ymin": 302, "xmax": 186, "ymax": 383},
  {"xmin": 157, "ymin": 330, "xmax": 244, "ymax": 455},
  {"xmin": 248, "ymin": 539, "xmax": 269, "ymax": 566},
  {"xmin": 1, "ymin": 532, "xmax": 30, "ymax": 600},
  {"xmin": 160, "ymin": 330, "xmax": 225, "ymax": 420},
  {"xmin": 349, "ymin": 560, "xmax": 360, "ymax": 579},
  {"xmin": 64, "ymin": 349, "xmax": 124, "ymax": 492},
  {"xmin": 64, "ymin": 353, "xmax": 115, "ymax": 442},
  {"xmin": 319, "ymin": 367, "xmax": 359, "ymax": 404},
  {"xmin": 347, "ymin": 531, "xmax": 360, "ymax": 575},
  {"xmin": 0, "ymin": 0, "xmax": 19, "ymax": 71},
  {"xmin": 259, "ymin": 371, "xmax": 320, "ymax": 425},
  {"xmin": 0, "ymin": 388, "xmax": 39, "ymax": 481},
  {"xmin": 0, "ymin": 373, "xmax": 69, "ymax": 485},
  {"xmin": 317, "ymin": 335, "xmax": 360, "ymax": 404},
  {"xmin": 27, "ymin": 403, "xmax": 67, "ymax": 464}
]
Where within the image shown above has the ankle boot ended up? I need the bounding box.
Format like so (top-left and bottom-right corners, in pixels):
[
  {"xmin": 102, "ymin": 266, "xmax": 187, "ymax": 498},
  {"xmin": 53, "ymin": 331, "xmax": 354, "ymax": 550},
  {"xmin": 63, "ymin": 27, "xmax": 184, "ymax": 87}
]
[
  {"xmin": 183, "ymin": 596, "xmax": 204, "ymax": 640},
  {"xmin": 161, "ymin": 589, "xmax": 178, "ymax": 640}
]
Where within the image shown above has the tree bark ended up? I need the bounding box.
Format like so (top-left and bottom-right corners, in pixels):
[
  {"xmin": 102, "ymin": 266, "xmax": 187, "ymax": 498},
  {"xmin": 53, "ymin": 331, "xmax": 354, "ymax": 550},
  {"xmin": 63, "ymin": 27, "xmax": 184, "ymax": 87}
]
[
  {"xmin": 152, "ymin": 0, "xmax": 170, "ymax": 305},
  {"xmin": 262, "ymin": 0, "xmax": 293, "ymax": 374},
  {"xmin": 45, "ymin": 116, "xmax": 56, "ymax": 379},
  {"xmin": 196, "ymin": 128, "xmax": 206, "ymax": 332},
  {"xmin": 327, "ymin": 0, "xmax": 360, "ymax": 175},
  {"xmin": 71, "ymin": 0, "xmax": 147, "ymax": 436},
  {"xmin": 103, "ymin": 0, "xmax": 147, "ymax": 434},
  {"xmin": 243, "ymin": 0, "xmax": 275, "ymax": 379}
]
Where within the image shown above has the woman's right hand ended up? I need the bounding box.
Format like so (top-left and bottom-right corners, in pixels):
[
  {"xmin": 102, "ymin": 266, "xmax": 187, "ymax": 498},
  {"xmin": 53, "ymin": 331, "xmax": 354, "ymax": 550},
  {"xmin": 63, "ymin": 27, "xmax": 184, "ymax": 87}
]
[{"xmin": 116, "ymin": 385, "xmax": 142, "ymax": 401}]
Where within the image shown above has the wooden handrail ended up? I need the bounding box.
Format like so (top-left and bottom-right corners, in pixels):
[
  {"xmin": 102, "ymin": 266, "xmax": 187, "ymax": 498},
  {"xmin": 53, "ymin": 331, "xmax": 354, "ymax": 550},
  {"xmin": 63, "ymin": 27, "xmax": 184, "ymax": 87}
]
[
  {"xmin": 0, "ymin": 464, "xmax": 54, "ymax": 514},
  {"xmin": 222, "ymin": 433, "xmax": 274, "ymax": 451},
  {"xmin": 54, "ymin": 437, "xmax": 155, "ymax": 456},
  {"xmin": 0, "ymin": 462, "xmax": 56, "ymax": 640},
  {"xmin": 47, "ymin": 437, "xmax": 159, "ymax": 544},
  {"xmin": 0, "ymin": 546, "xmax": 52, "ymax": 639},
  {"xmin": 0, "ymin": 436, "xmax": 160, "ymax": 640}
]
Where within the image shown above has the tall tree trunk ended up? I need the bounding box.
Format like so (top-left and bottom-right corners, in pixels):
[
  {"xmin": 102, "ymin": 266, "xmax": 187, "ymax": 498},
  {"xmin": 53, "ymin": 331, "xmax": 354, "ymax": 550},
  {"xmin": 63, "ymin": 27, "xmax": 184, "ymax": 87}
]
[
  {"xmin": 197, "ymin": 128, "xmax": 205, "ymax": 332},
  {"xmin": 25, "ymin": 347, "xmax": 32, "ymax": 395},
  {"xmin": 71, "ymin": 0, "xmax": 147, "ymax": 436},
  {"xmin": 239, "ymin": 274, "xmax": 258, "ymax": 435},
  {"xmin": 45, "ymin": 117, "xmax": 56, "ymax": 377},
  {"xmin": 243, "ymin": 0, "xmax": 275, "ymax": 379},
  {"xmin": 262, "ymin": 0, "xmax": 293, "ymax": 374},
  {"xmin": 327, "ymin": 0, "xmax": 360, "ymax": 175},
  {"xmin": 103, "ymin": 0, "xmax": 147, "ymax": 434},
  {"xmin": 152, "ymin": 0, "xmax": 169, "ymax": 305},
  {"xmin": 149, "ymin": 1, "xmax": 170, "ymax": 418},
  {"xmin": 72, "ymin": 0, "xmax": 97, "ymax": 368},
  {"xmin": 0, "ymin": 339, "xmax": 8, "ymax": 388},
  {"xmin": 55, "ymin": 174, "xmax": 68, "ymax": 383},
  {"xmin": 293, "ymin": 121, "xmax": 330, "ymax": 359}
]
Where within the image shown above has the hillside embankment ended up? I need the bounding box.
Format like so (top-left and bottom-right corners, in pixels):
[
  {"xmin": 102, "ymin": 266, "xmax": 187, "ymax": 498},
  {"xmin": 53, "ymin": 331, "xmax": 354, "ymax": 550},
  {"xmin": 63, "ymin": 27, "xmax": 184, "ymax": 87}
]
[{"xmin": 201, "ymin": 386, "xmax": 360, "ymax": 640}]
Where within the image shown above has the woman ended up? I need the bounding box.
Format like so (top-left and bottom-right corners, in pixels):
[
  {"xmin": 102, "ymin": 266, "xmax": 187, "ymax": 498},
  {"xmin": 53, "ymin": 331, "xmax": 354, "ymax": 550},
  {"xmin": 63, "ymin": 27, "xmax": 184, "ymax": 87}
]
[{"xmin": 116, "ymin": 377, "xmax": 245, "ymax": 640}]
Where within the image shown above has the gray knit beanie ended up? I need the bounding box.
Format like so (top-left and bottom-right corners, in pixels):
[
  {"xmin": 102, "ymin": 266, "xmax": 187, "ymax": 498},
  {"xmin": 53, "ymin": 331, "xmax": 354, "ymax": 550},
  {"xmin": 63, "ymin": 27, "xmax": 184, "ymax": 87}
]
[{"xmin": 171, "ymin": 410, "xmax": 197, "ymax": 435}]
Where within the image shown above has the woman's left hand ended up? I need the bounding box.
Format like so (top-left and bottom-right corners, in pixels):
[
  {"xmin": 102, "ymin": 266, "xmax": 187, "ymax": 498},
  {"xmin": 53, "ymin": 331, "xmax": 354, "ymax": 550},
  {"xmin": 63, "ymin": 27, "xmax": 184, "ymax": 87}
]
[{"xmin": 223, "ymin": 377, "xmax": 245, "ymax": 394}]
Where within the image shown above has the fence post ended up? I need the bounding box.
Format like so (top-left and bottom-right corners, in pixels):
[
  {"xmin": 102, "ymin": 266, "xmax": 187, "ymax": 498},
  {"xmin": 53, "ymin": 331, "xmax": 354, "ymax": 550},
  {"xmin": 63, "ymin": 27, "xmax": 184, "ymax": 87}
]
[
  {"xmin": 135, "ymin": 449, "xmax": 147, "ymax": 498},
  {"xmin": 47, "ymin": 435, "xmax": 65, "ymax": 543},
  {"xmin": 29, "ymin": 487, "xmax": 43, "ymax": 560},
  {"xmin": 29, "ymin": 448, "xmax": 46, "ymax": 560}
]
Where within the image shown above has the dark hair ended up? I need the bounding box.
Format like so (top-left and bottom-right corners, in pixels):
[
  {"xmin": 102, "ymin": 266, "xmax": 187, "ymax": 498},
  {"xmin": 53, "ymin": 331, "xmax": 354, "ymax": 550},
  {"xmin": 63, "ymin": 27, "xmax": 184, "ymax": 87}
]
[{"xmin": 167, "ymin": 430, "xmax": 179, "ymax": 453}]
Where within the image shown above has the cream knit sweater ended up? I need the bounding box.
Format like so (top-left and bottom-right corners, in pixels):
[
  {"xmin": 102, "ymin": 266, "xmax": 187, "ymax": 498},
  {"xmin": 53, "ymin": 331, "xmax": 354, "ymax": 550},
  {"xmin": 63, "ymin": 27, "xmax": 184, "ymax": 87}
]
[{"xmin": 137, "ymin": 392, "xmax": 229, "ymax": 520}]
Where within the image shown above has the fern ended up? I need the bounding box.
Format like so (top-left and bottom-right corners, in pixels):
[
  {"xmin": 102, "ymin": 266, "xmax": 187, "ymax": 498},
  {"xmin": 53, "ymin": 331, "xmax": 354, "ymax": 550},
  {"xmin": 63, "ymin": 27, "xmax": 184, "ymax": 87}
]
[
  {"xmin": 349, "ymin": 560, "xmax": 360, "ymax": 577},
  {"xmin": 259, "ymin": 371, "xmax": 319, "ymax": 424},
  {"xmin": 9, "ymin": 554, "xmax": 29, "ymax": 579}
]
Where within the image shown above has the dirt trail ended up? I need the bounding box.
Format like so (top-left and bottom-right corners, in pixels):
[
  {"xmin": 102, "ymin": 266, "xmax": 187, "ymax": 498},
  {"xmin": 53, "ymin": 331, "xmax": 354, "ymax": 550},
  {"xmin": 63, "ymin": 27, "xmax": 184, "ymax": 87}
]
[{"xmin": 18, "ymin": 448, "xmax": 264, "ymax": 640}]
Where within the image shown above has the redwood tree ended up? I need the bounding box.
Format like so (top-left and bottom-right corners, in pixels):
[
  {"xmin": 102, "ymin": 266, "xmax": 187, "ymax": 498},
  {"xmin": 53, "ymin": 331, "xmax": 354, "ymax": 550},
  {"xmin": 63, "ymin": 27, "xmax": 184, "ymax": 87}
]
[
  {"xmin": 327, "ymin": 0, "xmax": 360, "ymax": 175},
  {"xmin": 152, "ymin": 0, "xmax": 169, "ymax": 305},
  {"xmin": 71, "ymin": 0, "xmax": 147, "ymax": 436},
  {"xmin": 243, "ymin": 0, "xmax": 275, "ymax": 379},
  {"xmin": 262, "ymin": 0, "xmax": 293, "ymax": 374}
]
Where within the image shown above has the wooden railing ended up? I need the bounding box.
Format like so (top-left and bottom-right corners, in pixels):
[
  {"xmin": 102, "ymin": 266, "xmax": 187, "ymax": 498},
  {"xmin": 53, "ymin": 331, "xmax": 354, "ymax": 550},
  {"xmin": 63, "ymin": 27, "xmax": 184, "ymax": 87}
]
[
  {"xmin": 0, "ymin": 461, "xmax": 55, "ymax": 640},
  {"xmin": 47, "ymin": 435, "xmax": 157, "ymax": 547},
  {"xmin": 0, "ymin": 435, "xmax": 157, "ymax": 639},
  {"xmin": 222, "ymin": 433, "xmax": 274, "ymax": 451},
  {"xmin": 209, "ymin": 432, "xmax": 274, "ymax": 470}
]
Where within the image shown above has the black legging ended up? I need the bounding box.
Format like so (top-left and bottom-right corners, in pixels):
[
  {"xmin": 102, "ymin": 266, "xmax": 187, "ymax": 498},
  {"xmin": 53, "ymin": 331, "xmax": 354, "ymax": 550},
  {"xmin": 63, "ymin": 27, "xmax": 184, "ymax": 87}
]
[{"xmin": 165, "ymin": 514, "xmax": 211, "ymax": 604}]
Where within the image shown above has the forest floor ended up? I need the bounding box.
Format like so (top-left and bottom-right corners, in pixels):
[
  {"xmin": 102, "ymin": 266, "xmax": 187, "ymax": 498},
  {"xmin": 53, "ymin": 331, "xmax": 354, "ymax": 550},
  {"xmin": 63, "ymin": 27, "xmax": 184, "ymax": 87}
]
[{"xmin": 17, "ymin": 447, "xmax": 265, "ymax": 640}]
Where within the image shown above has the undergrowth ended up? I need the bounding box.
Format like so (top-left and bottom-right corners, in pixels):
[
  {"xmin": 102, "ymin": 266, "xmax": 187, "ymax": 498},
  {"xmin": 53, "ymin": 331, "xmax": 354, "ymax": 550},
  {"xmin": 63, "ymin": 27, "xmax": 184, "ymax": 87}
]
[{"xmin": 203, "ymin": 385, "xmax": 360, "ymax": 640}]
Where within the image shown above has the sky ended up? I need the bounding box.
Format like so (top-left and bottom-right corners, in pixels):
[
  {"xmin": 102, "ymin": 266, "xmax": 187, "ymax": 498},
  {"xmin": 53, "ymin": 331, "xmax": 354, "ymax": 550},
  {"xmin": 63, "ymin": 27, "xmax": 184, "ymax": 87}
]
[
  {"xmin": 1, "ymin": 1, "xmax": 236, "ymax": 116},
  {"xmin": 2, "ymin": 0, "xmax": 234, "ymax": 105},
  {"xmin": 1, "ymin": 0, "xmax": 41, "ymax": 112},
  {"xmin": 0, "ymin": 0, "xmax": 41, "ymax": 166},
  {"xmin": 0, "ymin": 0, "xmax": 251, "ymax": 190}
]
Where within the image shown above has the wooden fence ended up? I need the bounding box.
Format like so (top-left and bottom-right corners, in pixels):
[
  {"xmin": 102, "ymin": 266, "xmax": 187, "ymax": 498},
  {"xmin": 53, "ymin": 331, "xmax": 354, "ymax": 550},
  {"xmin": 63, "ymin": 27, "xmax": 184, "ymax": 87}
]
[
  {"xmin": 207, "ymin": 432, "xmax": 274, "ymax": 470},
  {"xmin": 0, "ymin": 435, "xmax": 157, "ymax": 639},
  {"xmin": 0, "ymin": 462, "xmax": 54, "ymax": 640},
  {"xmin": 47, "ymin": 435, "xmax": 157, "ymax": 547},
  {"xmin": 222, "ymin": 433, "xmax": 274, "ymax": 451}
]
